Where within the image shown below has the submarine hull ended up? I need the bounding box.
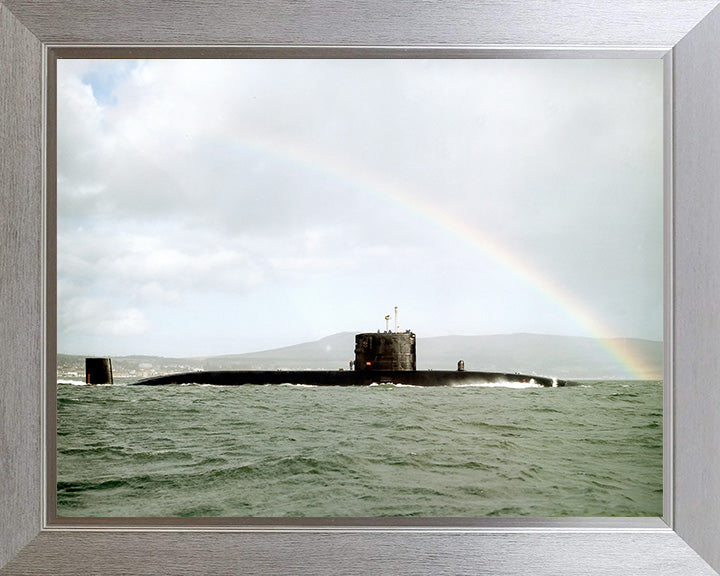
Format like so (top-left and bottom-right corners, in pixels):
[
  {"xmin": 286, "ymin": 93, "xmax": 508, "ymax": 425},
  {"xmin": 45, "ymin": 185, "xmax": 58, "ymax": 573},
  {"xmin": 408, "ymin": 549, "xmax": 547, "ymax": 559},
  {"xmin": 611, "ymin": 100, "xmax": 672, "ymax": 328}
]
[{"xmin": 132, "ymin": 370, "xmax": 570, "ymax": 387}]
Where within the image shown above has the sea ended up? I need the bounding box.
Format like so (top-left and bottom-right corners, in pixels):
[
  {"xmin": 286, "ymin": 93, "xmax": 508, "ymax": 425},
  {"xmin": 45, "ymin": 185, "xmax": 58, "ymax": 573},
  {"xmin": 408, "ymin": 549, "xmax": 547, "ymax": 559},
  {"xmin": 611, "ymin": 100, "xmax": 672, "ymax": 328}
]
[{"xmin": 56, "ymin": 378, "xmax": 662, "ymax": 518}]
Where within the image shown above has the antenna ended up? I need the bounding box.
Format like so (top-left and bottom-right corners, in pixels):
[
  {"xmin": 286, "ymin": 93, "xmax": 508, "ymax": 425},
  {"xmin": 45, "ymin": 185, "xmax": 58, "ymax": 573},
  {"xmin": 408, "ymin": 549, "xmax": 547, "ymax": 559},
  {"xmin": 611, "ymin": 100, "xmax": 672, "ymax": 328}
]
[{"xmin": 394, "ymin": 306, "xmax": 399, "ymax": 332}]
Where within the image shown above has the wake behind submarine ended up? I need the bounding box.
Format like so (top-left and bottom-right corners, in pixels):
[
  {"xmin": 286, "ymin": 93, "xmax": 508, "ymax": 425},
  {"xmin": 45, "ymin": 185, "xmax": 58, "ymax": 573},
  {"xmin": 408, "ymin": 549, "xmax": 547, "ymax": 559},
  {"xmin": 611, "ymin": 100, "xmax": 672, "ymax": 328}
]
[{"xmin": 86, "ymin": 309, "xmax": 572, "ymax": 387}]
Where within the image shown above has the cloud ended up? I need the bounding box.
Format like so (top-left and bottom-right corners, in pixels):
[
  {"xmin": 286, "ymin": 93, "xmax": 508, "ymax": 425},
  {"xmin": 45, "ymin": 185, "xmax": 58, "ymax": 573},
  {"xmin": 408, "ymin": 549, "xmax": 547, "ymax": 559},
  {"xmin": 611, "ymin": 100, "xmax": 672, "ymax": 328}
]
[
  {"xmin": 59, "ymin": 296, "xmax": 149, "ymax": 338},
  {"xmin": 56, "ymin": 59, "xmax": 663, "ymax": 355}
]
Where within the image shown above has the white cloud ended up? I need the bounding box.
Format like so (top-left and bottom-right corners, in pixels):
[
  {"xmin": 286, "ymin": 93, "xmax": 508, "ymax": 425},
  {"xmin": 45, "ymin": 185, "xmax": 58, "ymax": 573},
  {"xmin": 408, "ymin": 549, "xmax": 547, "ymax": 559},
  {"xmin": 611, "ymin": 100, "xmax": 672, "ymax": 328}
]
[
  {"xmin": 59, "ymin": 297, "xmax": 149, "ymax": 338},
  {"xmin": 57, "ymin": 59, "xmax": 663, "ymax": 356}
]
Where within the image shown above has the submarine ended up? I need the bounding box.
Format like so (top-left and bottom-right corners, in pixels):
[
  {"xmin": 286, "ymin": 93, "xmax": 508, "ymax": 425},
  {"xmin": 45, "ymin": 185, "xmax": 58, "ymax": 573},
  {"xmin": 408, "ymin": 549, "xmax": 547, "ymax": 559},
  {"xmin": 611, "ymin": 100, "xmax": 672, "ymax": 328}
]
[{"xmin": 86, "ymin": 310, "xmax": 571, "ymax": 387}]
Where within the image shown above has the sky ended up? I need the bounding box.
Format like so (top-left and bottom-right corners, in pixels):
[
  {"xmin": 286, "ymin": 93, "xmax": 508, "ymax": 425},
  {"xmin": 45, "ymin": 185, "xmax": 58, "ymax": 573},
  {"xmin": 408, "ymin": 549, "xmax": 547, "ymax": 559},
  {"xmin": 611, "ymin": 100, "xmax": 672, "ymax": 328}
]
[{"xmin": 57, "ymin": 58, "xmax": 663, "ymax": 357}]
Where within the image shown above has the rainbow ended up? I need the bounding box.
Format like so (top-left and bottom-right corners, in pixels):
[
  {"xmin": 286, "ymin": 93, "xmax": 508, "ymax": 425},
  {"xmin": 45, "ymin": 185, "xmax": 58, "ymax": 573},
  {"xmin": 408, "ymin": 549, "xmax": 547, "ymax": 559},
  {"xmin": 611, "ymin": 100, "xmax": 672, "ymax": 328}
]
[{"xmin": 225, "ymin": 128, "xmax": 658, "ymax": 379}]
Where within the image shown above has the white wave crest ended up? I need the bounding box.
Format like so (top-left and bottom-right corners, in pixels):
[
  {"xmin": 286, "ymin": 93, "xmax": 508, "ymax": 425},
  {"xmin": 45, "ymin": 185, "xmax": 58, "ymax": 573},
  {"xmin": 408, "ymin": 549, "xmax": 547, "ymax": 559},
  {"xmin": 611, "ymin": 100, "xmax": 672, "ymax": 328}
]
[
  {"xmin": 368, "ymin": 382, "xmax": 421, "ymax": 387},
  {"xmin": 278, "ymin": 383, "xmax": 318, "ymax": 388},
  {"xmin": 57, "ymin": 379, "xmax": 87, "ymax": 386},
  {"xmin": 179, "ymin": 382, "xmax": 215, "ymax": 387},
  {"xmin": 57, "ymin": 379, "xmax": 128, "ymax": 387},
  {"xmin": 451, "ymin": 380, "xmax": 543, "ymax": 389}
]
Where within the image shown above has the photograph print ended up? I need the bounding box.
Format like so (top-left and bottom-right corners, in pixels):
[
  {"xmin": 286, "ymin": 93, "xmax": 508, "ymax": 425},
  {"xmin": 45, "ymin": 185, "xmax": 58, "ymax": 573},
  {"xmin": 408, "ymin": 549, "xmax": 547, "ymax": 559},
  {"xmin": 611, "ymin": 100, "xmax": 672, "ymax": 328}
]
[{"xmin": 56, "ymin": 58, "xmax": 663, "ymax": 518}]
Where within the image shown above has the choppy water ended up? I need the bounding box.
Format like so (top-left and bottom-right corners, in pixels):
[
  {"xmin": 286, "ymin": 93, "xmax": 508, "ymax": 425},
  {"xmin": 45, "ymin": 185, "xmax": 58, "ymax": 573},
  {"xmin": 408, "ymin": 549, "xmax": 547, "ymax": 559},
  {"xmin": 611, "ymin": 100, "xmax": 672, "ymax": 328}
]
[{"xmin": 56, "ymin": 379, "xmax": 662, "ymax": 517}]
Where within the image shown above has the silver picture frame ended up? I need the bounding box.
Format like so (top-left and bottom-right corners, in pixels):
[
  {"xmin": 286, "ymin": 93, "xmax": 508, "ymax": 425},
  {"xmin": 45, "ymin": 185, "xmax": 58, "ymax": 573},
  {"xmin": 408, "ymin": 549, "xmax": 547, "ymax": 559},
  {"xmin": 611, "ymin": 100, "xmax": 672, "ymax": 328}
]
[{"xmin": 2, "ymin": 1, "xmax": 720, "ymax": 574}]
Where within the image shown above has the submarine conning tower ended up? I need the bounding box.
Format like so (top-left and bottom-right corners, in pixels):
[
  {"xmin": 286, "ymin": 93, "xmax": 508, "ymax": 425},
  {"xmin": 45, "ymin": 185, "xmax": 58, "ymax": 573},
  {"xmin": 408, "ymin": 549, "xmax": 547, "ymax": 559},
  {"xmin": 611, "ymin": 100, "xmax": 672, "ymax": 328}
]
[
  {"xmin": 354, "ymin": 309, "xmax": 416, "ymax": 371},
  {"xmin": 354, "ymin": 331, "xmax": 417, "ymax": 371}
]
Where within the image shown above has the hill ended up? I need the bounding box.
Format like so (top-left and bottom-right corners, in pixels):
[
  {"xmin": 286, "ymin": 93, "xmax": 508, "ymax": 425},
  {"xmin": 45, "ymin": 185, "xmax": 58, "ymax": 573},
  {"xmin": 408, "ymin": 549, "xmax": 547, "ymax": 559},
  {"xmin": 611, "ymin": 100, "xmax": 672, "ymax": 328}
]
[{"xmin": 58, "ymin": 332, "xmax": 662, "ymax": 380}]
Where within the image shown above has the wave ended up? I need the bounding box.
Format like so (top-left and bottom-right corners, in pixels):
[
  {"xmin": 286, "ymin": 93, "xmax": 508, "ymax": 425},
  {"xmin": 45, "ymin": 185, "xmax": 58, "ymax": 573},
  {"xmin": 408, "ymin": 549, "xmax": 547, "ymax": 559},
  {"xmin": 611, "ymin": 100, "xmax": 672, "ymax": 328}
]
[
  {"xmin": 56, "ymin": 378, "xmax": 663, "ymax": 518},
  {"xmin": 451, "ymin": 380, "xmax": 543, "ymax": 389},
  {"xmin": 277, "ymin": 383, "xmax": 319, "ymax": 388},
  {"xmin": 368, "ymin": 382, "xmax": 421, "ymax": 387},
  {"xmin": 58, "ymin": 454, "xmax": 356, "ymax": 497},
  {"xmin": 57, "ymin": 379, "xmax": 129, "ymax": 387},
  {"xmin": 57, "ymin": 379, "xmax": 87, "ymax": 386},
  {"xmin": 179, "ymin": 382, "xmax": 216, "ymax": 387}
]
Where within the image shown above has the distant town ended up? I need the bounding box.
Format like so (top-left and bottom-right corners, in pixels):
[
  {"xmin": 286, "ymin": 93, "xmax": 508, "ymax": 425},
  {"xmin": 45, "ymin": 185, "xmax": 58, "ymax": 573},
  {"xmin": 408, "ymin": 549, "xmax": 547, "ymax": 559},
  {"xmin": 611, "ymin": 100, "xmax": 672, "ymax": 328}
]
[{"xmin": 56, "ymin": 355, "xmax": 203, "ymax": 381}]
